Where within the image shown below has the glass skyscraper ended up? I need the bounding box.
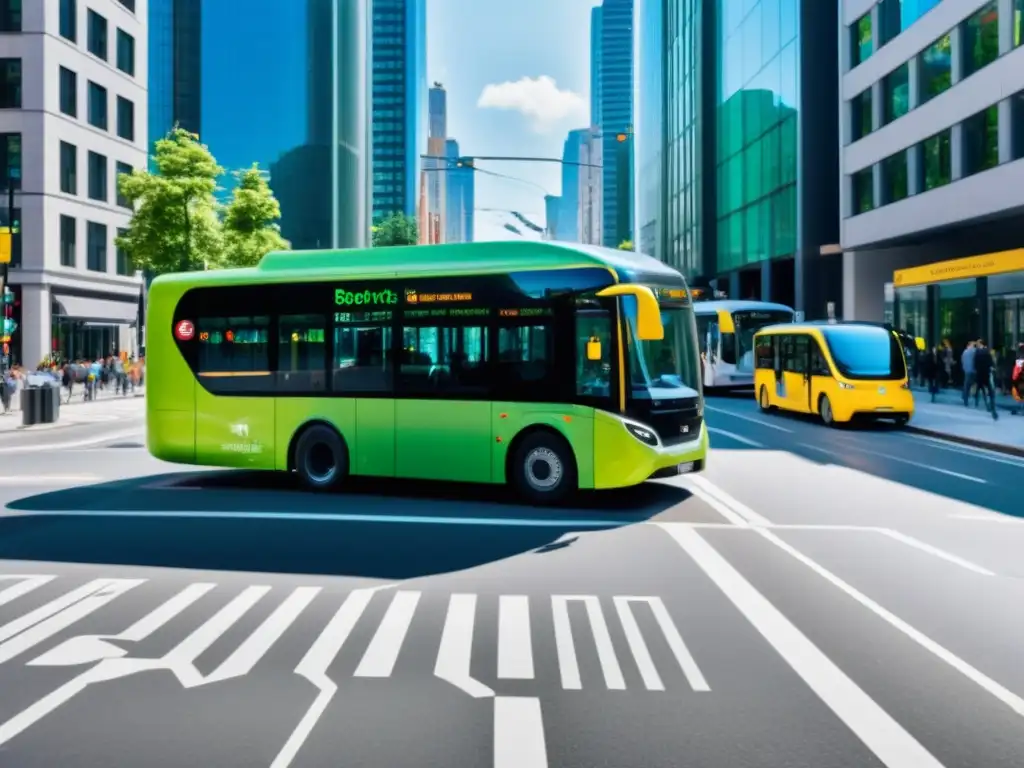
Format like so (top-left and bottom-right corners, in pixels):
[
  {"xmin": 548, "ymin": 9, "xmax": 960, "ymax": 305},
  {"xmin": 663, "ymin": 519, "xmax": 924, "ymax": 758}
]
[
  {"xmin": 371, "ymin": 0, "xmax": 427, "ymax": 222},
  {"xmin": 558, "ymin": 129, "xmax": 587, "ymax": 243},
  {"xmin": 634, "ymin": 0, "xmax": 840, "ymax": 316},
  {"xmin": 147, "ymin": 0, "xmax": 200, "ymax": 155}
]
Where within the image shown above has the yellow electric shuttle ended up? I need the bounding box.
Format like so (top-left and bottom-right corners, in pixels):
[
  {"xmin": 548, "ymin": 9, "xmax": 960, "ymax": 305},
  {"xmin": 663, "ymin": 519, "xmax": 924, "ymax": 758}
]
[{"xmin": 752, "ymin": 321, "xmax": 914, "ymax": 427}]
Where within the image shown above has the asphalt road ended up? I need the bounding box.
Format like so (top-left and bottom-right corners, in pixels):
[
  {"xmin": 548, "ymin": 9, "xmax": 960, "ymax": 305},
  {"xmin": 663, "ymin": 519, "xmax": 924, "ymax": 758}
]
[{"xmin": 1, "ymin": 396, "xmax": 1024, "ymax": 767}]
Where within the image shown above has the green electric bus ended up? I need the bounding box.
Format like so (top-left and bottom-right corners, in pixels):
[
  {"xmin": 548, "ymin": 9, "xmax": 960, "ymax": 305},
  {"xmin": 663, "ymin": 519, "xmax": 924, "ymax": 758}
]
[{"xmin": 146, "ymin": 240, "xmax": 708, "ymax": 503}]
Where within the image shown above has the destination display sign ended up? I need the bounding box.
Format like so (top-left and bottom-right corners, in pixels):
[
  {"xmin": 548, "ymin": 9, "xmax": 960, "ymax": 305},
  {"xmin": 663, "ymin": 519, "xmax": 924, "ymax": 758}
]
[
  {"xmin": 405, "ymin": 307, "xmax": 489, "ymax": 319},
  {"xmin": 498, "ymin": 308, "xmax": 553, "ymax": 318},
  {"xmin": 405, "ymin": 289, "xmax": 473, "ymax": 304}
]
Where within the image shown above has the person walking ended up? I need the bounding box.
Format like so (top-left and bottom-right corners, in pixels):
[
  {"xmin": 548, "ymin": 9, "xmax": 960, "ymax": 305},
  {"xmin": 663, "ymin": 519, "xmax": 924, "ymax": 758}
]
[
  {"xmin": 974, "ymin": 340, "xmax": 999, "ymax": 420},
  {"xmin": 961, "ymin": 341, "xmax": 977, "ymax": 405},
  {"xmin": 920, "ymin": 346, "xmax": 941, "ymax": 402}
]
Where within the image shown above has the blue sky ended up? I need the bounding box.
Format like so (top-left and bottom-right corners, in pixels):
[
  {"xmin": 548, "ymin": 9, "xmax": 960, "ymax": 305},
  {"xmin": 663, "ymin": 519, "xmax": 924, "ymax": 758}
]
[{"xmin": 426, "ymin": 0, "xmax": 601, "ymax": 242}]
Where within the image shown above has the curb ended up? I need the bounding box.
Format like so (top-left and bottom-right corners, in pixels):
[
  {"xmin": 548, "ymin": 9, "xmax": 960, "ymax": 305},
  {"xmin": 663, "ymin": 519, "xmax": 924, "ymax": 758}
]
[{"xmin": 906, "ymin": 425, "xmax": 1024, "ymax": 458}]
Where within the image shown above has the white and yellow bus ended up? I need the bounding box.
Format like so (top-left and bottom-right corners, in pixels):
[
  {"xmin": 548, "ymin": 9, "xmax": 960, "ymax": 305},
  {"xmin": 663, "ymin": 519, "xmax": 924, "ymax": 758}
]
[{"xmin": 694, "ymin": 300, "xmax": 795, "ymax": 390}]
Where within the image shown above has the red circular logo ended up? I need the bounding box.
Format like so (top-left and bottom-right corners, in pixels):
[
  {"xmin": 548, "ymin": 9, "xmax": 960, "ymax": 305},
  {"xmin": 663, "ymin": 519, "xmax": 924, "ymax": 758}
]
[{"xmin": 174, "ymin": 320, "xmax": 195, "ymax": 341}]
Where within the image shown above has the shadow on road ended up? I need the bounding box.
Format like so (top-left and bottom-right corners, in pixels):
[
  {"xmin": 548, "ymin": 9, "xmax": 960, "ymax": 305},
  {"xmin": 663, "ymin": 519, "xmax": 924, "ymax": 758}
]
[{"xmin": 0, "ymin": 471, "xmax": 690, "ymax": 578}]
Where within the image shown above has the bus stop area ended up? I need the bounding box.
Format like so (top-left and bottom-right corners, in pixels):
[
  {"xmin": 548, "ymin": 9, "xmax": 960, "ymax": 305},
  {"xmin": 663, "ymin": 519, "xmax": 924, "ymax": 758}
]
[{"xmin": 906, "ymin": 392, "xmax": 1024, "ymax": 456}]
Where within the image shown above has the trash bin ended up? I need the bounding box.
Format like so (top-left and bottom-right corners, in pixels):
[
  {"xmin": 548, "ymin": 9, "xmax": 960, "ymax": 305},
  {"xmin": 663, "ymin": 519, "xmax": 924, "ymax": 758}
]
[
  {"xmin": 21, "ymin": 386, "xmax": 40, "ymax": 427},
  {"xmin": 39, "ymin": 383, "xmax": 61, "ymax": 424}
]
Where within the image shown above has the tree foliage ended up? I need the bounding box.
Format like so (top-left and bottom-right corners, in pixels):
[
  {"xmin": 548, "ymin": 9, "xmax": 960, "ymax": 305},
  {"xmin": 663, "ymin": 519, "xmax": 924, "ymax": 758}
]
[
  {"xmin": 372, "ymin": 212, "xmax": 418, "ymax": 247},
  {"xmin": 116, "ymin": 127, "xmax": 224, "ymax": 275},
  {"xmin": 221, "ymin": 165, "xmax": 290, "ymax": 267},
  {"xmin": 617, "ymin": 239, "xmax": 634, "ymax": 251}
]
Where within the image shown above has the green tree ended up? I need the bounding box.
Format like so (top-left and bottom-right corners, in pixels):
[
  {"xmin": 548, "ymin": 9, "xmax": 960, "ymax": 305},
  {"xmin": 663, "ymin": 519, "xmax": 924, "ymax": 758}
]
[
  {"xmin": 221, "ymin": 164, "xmax": 290, "ymax": 267},
  {"xmin": 617, "ymin": 239, "xmax": 634, "ymax": 251},
  {"xmin": 116, "ymin": 127, "xmax": 224, "ymax": 275},
  {"xmin": 372, "ymin": 212, "xmax": 418, "ymax": 247}
]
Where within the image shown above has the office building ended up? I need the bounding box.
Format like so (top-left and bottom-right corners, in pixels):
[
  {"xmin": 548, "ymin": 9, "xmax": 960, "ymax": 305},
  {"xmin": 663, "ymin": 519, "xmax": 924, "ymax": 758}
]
[
  {"xmin": 419, "ymin": 82, "xmax": 447, "ymax": 244},
  {"xmin": 544, "ymin": 194, "xmax": 562, "ymax": 240},
  {"xmin": 840, "ymin": 0, "xmax": 1024, "ymax": 355},
  {"xmin": 444, "ymin": 138, "xmax": 474, "ymax": 243},
  {"xmin": 634, "ymin": 0, "xmax": 840, "ymax": 318},
  {"xmin": 371, "ymin": 0, "xmax": 426, "ymax": 222},
  {"xmin": 591, "ymin": 6, "xmax": 603, "ymax": 126},
  {"xmin": 147, "ymin": 0, "xmax": 199, "ymax": 152},
  {"xmin": 557, "ymin": 129, "xmax": 587, "ymax": 242},
  {"xmin": 1, "ymin": 0, "xmax": 147, "ymax": 367},
  {"xmin": 593, "ymin": 0, "xmax": 634, "ymax": 247},
  {"xmin": 579, "ymin": 128, "xmax": 604, "ymax": 245}
]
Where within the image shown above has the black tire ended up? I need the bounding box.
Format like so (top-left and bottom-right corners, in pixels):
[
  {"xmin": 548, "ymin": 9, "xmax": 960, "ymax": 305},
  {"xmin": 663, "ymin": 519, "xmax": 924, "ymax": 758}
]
[
  {"xmin": 819, "ymin": 394, "xmax": 837, "ymax": 427},
  {"xmin": 294, "ymin": 424, "xmax": 349, "ymax": 491},
  {"xmin": 893, "ymin": 414, "xmax": 909, "ymax": 428},
  {"xmin": 758, "ymin": 385, "xmax": 772, "ymax": 413},
  {"xmin": 510, "ymin": 431, "xmax": 578, "ymax": 506}
]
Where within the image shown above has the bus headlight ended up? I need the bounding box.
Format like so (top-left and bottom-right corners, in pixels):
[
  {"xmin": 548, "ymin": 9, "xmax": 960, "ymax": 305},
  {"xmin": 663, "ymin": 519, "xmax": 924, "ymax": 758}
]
[{"xmin": 624, "ymin": 422, "xmax": 659, "ymax": 446}]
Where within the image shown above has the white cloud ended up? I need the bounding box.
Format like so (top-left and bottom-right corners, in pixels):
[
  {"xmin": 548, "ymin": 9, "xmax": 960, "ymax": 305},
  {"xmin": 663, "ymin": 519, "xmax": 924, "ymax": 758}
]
[{"xmin": 477, "ymin": 76, "xmax": 586, "ymax": 133}]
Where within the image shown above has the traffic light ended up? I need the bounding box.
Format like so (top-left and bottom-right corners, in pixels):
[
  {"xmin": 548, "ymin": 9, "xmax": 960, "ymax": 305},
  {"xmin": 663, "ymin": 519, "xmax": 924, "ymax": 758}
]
[
  {"xmin": 456, "ymin": 157, "xmax": 474, "ymax": 168},
  {"xmin": 1, "ymin": 287, "xmax": 13, "ymax": 304}
]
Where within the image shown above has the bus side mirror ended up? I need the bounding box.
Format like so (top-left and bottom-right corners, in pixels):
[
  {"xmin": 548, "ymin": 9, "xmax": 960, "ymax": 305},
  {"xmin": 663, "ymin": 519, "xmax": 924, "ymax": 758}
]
[
  {"xmin": 586, "ymin": 337, "xmax": 602, "ymax": 360},
  {"xmin": 596, "ymin": 284, "xmax": 664, "ymax": 341}
]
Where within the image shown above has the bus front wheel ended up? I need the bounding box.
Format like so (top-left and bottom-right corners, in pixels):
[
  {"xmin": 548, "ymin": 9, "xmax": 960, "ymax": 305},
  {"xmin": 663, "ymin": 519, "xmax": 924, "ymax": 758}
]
[
  {"xmin": 294, "ymin": 424, "xmax": 349, "ymax": 491},
  {"xmin": 759, "ymin": 385, "xmax": 772, "ymax": 413},
  {"xmin": 819, "ymin": 395, "xmax": 837, "ymax": 427},
  {"xmin": 510, "ymin": 431, "xmax": 578, "ymax": 506}
]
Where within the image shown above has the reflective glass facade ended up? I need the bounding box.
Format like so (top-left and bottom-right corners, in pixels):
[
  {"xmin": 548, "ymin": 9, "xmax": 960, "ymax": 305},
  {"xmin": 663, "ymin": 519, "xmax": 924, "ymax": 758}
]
[
  {"xmin": 147, "ymin": 0, "xmax": 200, "ymax": 156},
  {"xmin": 201, "ymin": 0, "xmax": 371, "ymax": 249},
  {"xmin": 598, "ymin": 0, "xmax": 634, "ymax": 247},
  {"xmin": 715, "ymin": 0, "xmax": 798, "ymax": 273},
  {"xmin": 634, "ymin": 0, "xmax": 663, "ymax": 260},
  {"xmin": 371, "ymin": 0, "xmax": 426, "ymax": 221}
]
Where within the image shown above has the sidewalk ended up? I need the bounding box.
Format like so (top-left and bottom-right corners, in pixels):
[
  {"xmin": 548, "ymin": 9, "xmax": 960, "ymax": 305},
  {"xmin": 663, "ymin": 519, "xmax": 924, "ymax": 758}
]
[
  {"xmin": 0, "ymin": 387, "xmax": 145, "ymax": 434},
  {"xmin": 9, "ymin": 385, "xmax": 144, "ymax": 412},
  {"xmin": 908, "ymin": 396, "xmax": 1024, "ymax": 456},
  {"xmin": 910, "ymin": 383, "xmax": 1022, "ymax": 413}
]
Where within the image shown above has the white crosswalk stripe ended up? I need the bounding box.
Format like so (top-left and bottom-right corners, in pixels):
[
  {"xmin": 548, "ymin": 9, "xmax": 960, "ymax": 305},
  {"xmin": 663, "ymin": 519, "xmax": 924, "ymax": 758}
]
[{"xmin": 0, "ymin": 575, "xmax": 56, "ymax": 608}]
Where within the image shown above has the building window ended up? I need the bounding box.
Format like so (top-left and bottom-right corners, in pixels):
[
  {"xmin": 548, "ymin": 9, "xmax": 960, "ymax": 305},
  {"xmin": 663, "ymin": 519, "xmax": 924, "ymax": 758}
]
[
  {"xmin": 117, "ymin": 0, "xmax": 135, "ymax": 11},
  {"xmin": 852, "ymin": 168, "xmax": 874, "ymax": 214},
  {"xmin": 883, "ymin": 64, "xmax": 909, "ymax": 124},
  {"xmin": 116, "ymin": 29, "xmax": 135, "ymax": 76},
  {"xmin": 1016, "ymin": 0, "xmax": 1023, "ymax": 47},
  {"xmin": 922, "ymin": 129, "xmax": 952, "ymax": 190},
  {"xmin": 851, "ymin": 89, "xmax": 872, "ymax": 141},
  {"xmin": 116, "ymin": 96, "xmax": 134, "ymax": 141},
  {"xmin": 87, "ymin": 81, "xmax": 107, "ymax": 130},
  {"xmin": 962, "ymin": 3, "xmax": 999, "ymax": 78},
  {"xmin": 0, "ymin": 59, "xmax": 21, "ymax": 109},
  {"xmin": 115, "ymin": 161, "xmax": 132, "ymax": 207},
  {"xmin": 115, "ymin": 228, "xmax": 131, "ymax": 275},
  {"xmin": 962, "ymin": 105, "xmax": 999, "ymax": 175},
  {"xmin": 0, "ymin": 0, "xmax": 21, "ymax": 32},
  {"xmin": 60, "ymin": 215, "xmax": 76, "ymax": 267},
  {"xmin": 851, "ymin": 13, "xmax": 872, "ymax": 67},
  {"xmin": 0, "ymin": 133, "xmax": 19, "ymax": 190},
  {"xmin": 87, "ymin": 9, "xmax": 107, "ymax": 60},
  {"xmin": 919, "ymin": 34, "xmax": 951, "ymax": 104},
  {"xmin": 881, "ymin": 151, "xmax": 908, "ymax": 204},
  {"xmin": 87, "ymin": 150, "xmax": 107, "ymax": 201},
  {"xmin": 59, "ymin": 66, "xmax": 77, "ymax": 116},
  {"xmin": 60, "ymin": 141, "xmax": 77, "ymax": 194},
  {"xmin": 1014, "ymin": 92, "xmax": 1024, "ymax": 160},
  {"xmin": 86, "ymin": 221, "xmax": 107, "ymax": 272},
  {"xmin": 59, "ymin": 0, "xmax": 76, "ymax": 41}
]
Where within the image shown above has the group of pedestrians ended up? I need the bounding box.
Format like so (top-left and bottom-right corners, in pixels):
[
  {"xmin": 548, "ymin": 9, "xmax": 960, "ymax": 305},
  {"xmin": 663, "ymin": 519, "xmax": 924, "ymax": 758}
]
[
  {"xmin": 917, "ymin": 340, "xmax": 1024, "ymax": 419},
  {"xmin": 59, "ymin": 356, "xmax": 143, "ymax": 403}
]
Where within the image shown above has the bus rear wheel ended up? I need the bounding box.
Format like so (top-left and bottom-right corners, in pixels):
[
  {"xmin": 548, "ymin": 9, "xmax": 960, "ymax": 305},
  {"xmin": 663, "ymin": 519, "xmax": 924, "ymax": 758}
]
[
  {"xmin": 510, "ymin": 431, "xmax": 578, "ymax": 506},
  {"xmin": 819, "ymin": 394, "xmax": 837, "ymax": 427},
  {"xmin": 759, "ymin": 385, "xmax": 772, "ymax": 412},
  {"xmin": 294, "ymin": 424, "xmax": 349, "ymax": 491}
]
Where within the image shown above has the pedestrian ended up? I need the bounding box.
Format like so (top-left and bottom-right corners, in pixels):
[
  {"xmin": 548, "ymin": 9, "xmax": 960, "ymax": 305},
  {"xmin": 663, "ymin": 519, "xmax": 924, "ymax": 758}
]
[
  {"xmin": 961, "ymin": 341, "xmax": 977, "ymax": 406},
  {"xmin": 920, "ymin": 346, "xmax": 940, "ymax": 402},
  {"xmin": 1012, "ymin": 343, "xmax": 1024, "ymax": 407},
  {"xmin": 973, "ymin": 340, "xmax": 998, "ymax": 421}
]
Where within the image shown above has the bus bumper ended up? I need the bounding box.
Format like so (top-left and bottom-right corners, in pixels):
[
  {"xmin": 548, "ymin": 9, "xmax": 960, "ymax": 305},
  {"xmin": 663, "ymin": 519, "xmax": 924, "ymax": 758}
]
[{"xmin": 593, "ymin": 413, "xmax": 709, "ymax": 490}]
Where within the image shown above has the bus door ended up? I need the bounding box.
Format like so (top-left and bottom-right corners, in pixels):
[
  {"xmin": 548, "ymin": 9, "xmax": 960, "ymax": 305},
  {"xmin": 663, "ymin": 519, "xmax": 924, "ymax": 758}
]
[
  {"xmin": 780, "ymin": 334, "xmax": 811, "ymax": 412},
  {"xmin": 808, "ymin": 337, "xmax": 833, "ymax": 413},
  {"xmin": 394, "ymin": 321, "xmax": 493, "ymax": 483}
]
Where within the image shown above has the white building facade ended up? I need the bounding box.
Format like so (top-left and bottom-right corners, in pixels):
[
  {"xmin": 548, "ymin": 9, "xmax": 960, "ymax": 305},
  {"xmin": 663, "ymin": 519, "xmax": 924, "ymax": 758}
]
[
  {"xmin": 1, "ymin": 0, "xmax": 146, "ymax": 368},
  {"xmin": 839, "ymin": 0, "xmax": 1024, "ymax": 354}
]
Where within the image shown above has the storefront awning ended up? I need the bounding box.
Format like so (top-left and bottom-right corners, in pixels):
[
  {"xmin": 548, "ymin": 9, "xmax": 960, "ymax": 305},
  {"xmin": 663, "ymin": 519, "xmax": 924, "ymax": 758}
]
[{"xmin": 53, "ymin": 294, "xmax": 139, "ymax": 325}]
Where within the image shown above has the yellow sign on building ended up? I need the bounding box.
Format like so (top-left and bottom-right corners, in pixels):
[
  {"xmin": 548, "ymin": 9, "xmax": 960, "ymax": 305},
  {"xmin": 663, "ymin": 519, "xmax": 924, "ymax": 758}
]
[
  {"xmin": 0, "ymin": 231, "xmax": 10, "ymax": 265},
  {"xmin": 893, "ymin": 248, "xmax": 1024, "ymax": 288}
]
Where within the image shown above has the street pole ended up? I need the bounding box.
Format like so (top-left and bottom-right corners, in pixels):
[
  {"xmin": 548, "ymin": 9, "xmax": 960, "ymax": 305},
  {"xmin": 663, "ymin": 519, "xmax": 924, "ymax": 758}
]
[{"xmin": 1, "ymin": 179, "xmax": 12, "ymax": 375}]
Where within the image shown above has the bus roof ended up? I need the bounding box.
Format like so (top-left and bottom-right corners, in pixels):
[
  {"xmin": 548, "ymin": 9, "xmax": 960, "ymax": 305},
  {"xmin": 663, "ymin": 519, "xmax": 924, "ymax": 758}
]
[
  {"xmin": 693, "ymin": 300, "xmax": 794, "ymax": 314},
  {"xmin": 754, "ymin": 321, "xmax": 892, "ymax": 336},
  {"xmin": 150, "ymin": 240, "xmax": 686, "ymax": 288}
]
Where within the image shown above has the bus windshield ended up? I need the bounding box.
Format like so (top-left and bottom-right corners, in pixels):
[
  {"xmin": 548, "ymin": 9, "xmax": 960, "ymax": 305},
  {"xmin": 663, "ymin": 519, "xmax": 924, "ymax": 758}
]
[
  {"xmin": 623, "ymin": 297, "xmax": 702, "ymax": 401},
  {"xmin": 821, "ymin": 326, "xmax": 907, "ymax": 380},
  {"xmin": 732, "ymin": 309, "xmax": 793, "ymax": 368}
]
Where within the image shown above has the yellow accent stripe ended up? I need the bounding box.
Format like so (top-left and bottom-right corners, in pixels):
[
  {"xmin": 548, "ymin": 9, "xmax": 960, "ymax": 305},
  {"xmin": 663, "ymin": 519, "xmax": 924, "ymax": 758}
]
[{"xmin": 198, "ymin": 371, "xmax": 272, "ymax": 377}]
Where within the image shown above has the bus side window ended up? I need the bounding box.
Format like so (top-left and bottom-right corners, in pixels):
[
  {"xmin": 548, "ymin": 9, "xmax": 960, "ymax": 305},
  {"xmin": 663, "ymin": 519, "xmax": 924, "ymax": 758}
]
[
  {"xmin": 695, "ymin": 316, "xmax": 709, "ymax": 356},
  {"xmin": 810, "ymin": 340, "xmax": 831, "ymax": 377},
  {"xmin": 784, "ymin": 335, "xmax": 809, "ymax": 375},
  {"xmin": 754, "ymin": 337, "xmax": 774, "ymax": 369},
  {"xmin": 706, "ymin": 322, "xmax": 720, "ymax": 362},
  {"xmin": 576, "ymin": 311, "xmax": 612, "ymax": 398}
]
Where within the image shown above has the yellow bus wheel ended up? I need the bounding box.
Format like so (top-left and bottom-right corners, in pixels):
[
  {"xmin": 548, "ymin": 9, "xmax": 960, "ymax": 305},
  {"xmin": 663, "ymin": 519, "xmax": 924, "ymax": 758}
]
[{"xmin": 758, "ymin": 385, "xmax": 772, "ymax": 413}]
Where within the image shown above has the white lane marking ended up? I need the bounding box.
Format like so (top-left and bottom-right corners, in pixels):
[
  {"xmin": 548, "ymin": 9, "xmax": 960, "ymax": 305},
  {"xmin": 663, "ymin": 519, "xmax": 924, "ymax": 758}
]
[
  {"xmin": 704, "ymin": 405, "xmax": 794, "ymax": 433},
  {"xmin": 948, "ymin": 513, "xmax": 1024, "ymax": 524},
  {"xmin": 755, "ymin": 526, "xmax": 1024, "ymax": 719},
  {"xmin": 353, "ymin": 590, "xmax": 420, "ymax": 678},
  {"xmin": 668, "ymin": 479, "xmax": 748, "ymax": 526},
  {"xmin": 494, "ymin": 696, "xmax": 548, "ymax": 768},
  {"xmin": 0, "ymin": 579, "xmax": 118, "ymax": 646},
  {"xmin": 0, "ymin": 575, "xmax": 55, "ymax": 608},
  {"xmin": 688, "ymin": 474, "xmax": 772, "ymax": 526},
  {"xmin": 660, "ymin": 524, "xmax": 946, "ymax": 768},
  {"xmin": 876, "ymin": 530, "xmax": 995, "ymax": 576},
  {"xmin": 895, "ymin": 432, "xmax": 1024, "ymax": 468},
  {"xmin": 0, "ymin": 579, "xmax": 144, "ymax": 664},
  {"xmin": 0, "ymin": 475, "xmax": 100, "ymax": 484},
  {"xmin": 613, "ymin": 596, "xmax": 709, "ymax": 692},
  {"xmin": 203, "ymin": 586, "xmax": 321, "ymax": 685},
  {"xmin": 271, "ymin": 587, "xmax": 384, "ymax": 768},
  {"xmin": 800, "ymin": 442, "xmax": 987, "ymax": 483},
  {"xmin": 498, "ymin": 595, "xmax": 534, "ymax": 680},
  {"xmin": 435, "ymin": 593, "xmax": 494, "ymax": 698},
  {"xmin": 551, "ymin": 596, "xmax": 625, "ymax": 690},
  {"xmin": 708, "ymin": 427, "xmax": 764, "ymax": 447},
  {"xmin": 30, "ymin": 582, "xmax": 217, "ymax": 666},
  {"xmin": 0, "ymin": 429, "xmax": 144, "ymax": 454}
]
